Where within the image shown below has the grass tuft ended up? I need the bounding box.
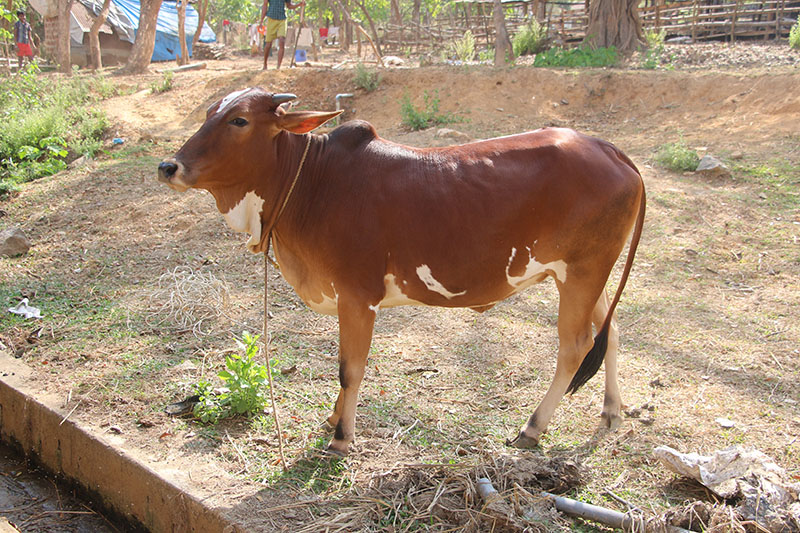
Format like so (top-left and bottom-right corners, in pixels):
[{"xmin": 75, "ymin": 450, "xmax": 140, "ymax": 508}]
[{"xmin": 655, "ymin": 139, "xmax": 700, "ymax": 172}]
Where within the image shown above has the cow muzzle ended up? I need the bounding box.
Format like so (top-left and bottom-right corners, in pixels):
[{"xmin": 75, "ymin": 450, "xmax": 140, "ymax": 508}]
[{"xmin": 157, "ymin": 158, "xmax": 191, "ymax": 191}]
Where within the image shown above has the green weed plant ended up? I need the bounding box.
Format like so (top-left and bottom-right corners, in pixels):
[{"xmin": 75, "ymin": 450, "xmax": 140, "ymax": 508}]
[
  {"xmin": 353, "ymin": 63, "xmax": 381, "ymax": 92},
  {"xmin": 400, "ymin": 91, "xmax": 459, "ymax": 131},
  {"xmin": 150, "ymin": 71, "xmax": 174, "ymax": 94},
  {"xmin": 192, "ymin": 332, "xmax": 277, "ymax": 424},
  {"xmin": 534, "ymin": 45, "xmax": 617, "ymax": 67},
  {"xmin": 0, "ymin": 67, "xmax": 110, "ymax": 196},
  {"xmin": 513, "ymin": 18, "xmax": 548, "ymax": 56},
  {"xmin": 446, "ymin": 30, "xmax": 476, "ymax": 62},
  {"xmin": 641, "ymin": 29, "xmax": 672, "ymax": 69},
  {"xmin": 655, "ymin": 139, "xmax": 700, "ymax": 172},
  {"xmin": 790, "ymin": 15, "xmax": 800, "ymax": 50}
]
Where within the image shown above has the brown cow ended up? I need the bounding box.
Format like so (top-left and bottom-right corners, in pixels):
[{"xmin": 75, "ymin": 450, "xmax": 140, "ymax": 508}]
[{"xmin": 158, "ymin": 88, "xmax": 646, "ymax": 456}]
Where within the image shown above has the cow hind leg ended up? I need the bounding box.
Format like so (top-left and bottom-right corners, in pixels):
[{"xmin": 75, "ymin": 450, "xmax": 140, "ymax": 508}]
[
  {"xmin": 509, "ymin": 279, "xmax": 604, "ymax": 448},
  {"xmin": 593, "ymin": 290, "xmax": 622, "ymax": 430},
  {"xmin": 326, "ymin": 297, "xmax": 376, "ymax": 456}
]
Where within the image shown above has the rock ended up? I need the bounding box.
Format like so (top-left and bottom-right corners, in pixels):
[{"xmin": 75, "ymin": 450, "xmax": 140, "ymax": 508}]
[
  {"xmin": 435, "ymin": 128, "xmax": 472, "ymax": 143},
  {"xmin": 382, "ymin": 55, "xmax": 405, "ymax": 67},
  {"xmin": 730, "ymin": 151, "xmax": 744, "ymax": 160},
  {"xmin": 0, "ymin": 227, "xmax": 31, "ymax": 257},
  {"xmin": 695, "ymin": 155, "xmax": 731, "ymax": 179}
]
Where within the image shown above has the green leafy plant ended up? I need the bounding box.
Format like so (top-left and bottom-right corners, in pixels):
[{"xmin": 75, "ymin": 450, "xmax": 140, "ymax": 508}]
[
  {"xmin": 0, "ymin": 69, "xmax": 111, "ymax": 196},
  {"xmin": 150, "ymin": 71, "xmax": 174, "ymax": 94},
  {"xmin": 400, "ymin": 91, "xmax": 459, "ymax": 131},
  {"xmin": 353, "ymin": 63, "xmax": 381, "ymax": 92},
  {"xmin": 192, "ymin": 332, "xmax": 275, "ymax": 424},
  {"xmin": 790, "ymin": 14, "xmax": 800, "ymax": 50},
  {"xmin": 513, "ymin": 18, "xmax": 548, "ymax": 56},
  {"xmin": 534, "ymin": 45, "xmax": 617, "ymax": 67},
  {"xmin": 655, "ymin": 139, "xmax": 700, "ymax": 172},
  {"xmin": 446, "ymin": 30, "xmax": 476, "ymax": 62},
  {"xmin": 641, "ymin": 29, "xmax": 671, "ymax": 69}
]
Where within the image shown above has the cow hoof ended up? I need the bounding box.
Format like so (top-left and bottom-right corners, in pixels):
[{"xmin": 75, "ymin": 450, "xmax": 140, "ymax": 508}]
[
  {"xmin": 506, "ymin": 431, "xmax": 540, "ymax": 449},
  {"xmin": 326, "ymin": 441, "xmax": 349, "ymax": 457},
  {"xmin": 600, "ymin": 412, "xmax": 623, "ymax": 430}
]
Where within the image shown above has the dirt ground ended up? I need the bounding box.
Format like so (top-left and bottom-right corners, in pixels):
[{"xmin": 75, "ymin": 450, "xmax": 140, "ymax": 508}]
[{"xmin": 1, "ymin": 43, "xmax": 799, "ymax": 531}]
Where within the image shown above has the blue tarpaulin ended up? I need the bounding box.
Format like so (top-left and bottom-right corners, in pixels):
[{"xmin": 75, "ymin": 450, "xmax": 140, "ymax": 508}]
[{"xmin": 110, "ymin": 0, "xmax": 216, "ymax": 61}]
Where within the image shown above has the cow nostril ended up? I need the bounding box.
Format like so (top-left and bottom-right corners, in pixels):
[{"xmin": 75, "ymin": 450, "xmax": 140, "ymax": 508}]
[{"xmin": 158, "ymin": 161, "xmax": 178, "ymax": 179}]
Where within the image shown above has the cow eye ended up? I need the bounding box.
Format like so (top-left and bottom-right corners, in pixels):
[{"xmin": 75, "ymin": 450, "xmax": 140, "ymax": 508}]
[{"xmin": 229, "ymin": 117, "xmax": 248, "ymax": 127}]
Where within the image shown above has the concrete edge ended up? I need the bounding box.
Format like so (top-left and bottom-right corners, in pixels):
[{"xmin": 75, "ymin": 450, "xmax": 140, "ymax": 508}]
[{"xmin": 0, "ymin": 350, "xmax": 239, "ymax": 533}]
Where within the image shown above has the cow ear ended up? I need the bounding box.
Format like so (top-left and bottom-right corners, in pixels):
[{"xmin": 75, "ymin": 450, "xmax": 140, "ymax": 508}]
[{"xmin": 278, "ymin": 110, "xmax": 343, "ymax": 134}]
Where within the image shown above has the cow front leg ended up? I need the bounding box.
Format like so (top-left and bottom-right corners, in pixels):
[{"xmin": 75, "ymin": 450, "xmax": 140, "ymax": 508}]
[
  {"xmin": 326, "ymin": 298, "xmax": 376, "ymax": 456},
  {"xmin": 593, "ymin": 291, "xmax": 622, "ymax": 430},
  {"xmin": 510, "ymin": 283, "xmax": 596, "ymax": 448}
]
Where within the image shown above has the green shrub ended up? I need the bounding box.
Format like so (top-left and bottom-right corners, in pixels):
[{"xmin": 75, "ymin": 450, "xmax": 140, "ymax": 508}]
[
  {"xmin": 150, "ymin": 71, "xmax": 174, "ymax": 94},
  {"xmin": 446, "ymin": 30, "xmax": 476, "ymax": 62},
  {"xmin": 0, "ymin": 69, "xmax": 111, "ymax": 196},
  {"xmin": 641, "ymin": 29, "xmax": 671, "ymax": 69},
  {"xmin": 534, "ymin": 45, "xmax": 617, "ymax": 67},
  {"xmin": 354, "ymin": 63, "xmax": 381, "ymax": 92},
  {"xmin": 790, "ymin": 15, "xmax": 800, "ymax": 50},
  {"xmin": 513, "ymin": 18, "xmax": 548, "ymax": 56},
  {"xmin": 192, "ymin": 332, "xmax": 276, "ymax": 424},
  {"xmin": 400, "ymin": 91, "xmax": 459, "ymax": 131},
  {"xmin": 655, "ymin": 139, "xmax": 700, "ymax": 172}
]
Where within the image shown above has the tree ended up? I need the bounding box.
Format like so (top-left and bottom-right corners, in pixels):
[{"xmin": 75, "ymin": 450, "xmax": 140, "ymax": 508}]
[
  {"xmin": 585, "ymin": 0, "xmax": 645, "ymax": 54},
  {"xmin": 176, "ymin": 0, "xmax": 188, "ymax": 65},
  {"xmin": 57, "ymin": 0, "xmax": 74, "ymax": 74},
  {"xmin": 119, "ymin": 0, "xmax": 163, "ymax": 74},
  {"xmin": 492, "ymin": 0, "xmax": 513, "ymax": 66},
  {"xmin": 192, "ymin": 0, "xmax": 209, "ymax": 46},
  {"xmin": 88, "ymin": 0, "xmax": 112, "ymax": 70}
]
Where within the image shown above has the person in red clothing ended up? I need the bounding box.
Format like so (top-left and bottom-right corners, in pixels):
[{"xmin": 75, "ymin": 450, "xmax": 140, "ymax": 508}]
[{"xmin": 14, "ymin": 10, "xmax": 34, "ymax": 70}]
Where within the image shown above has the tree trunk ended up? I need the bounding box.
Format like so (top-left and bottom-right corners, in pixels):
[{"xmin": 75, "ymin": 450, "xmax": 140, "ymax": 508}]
[
  {"xmin": 352, "ymin": 0, "xmax": 383, "ymax": 56},
  {"xmin": 89, "ymin": 0, "xmax": 112, "ymax": 70},
  {"xmin": 176, "ymin": 0, "xmax": 188, "ymax": 65},
  {"xmin": 57, "ymin": 0, "xmax": 74, "ymax": 74},
  {"xmin": 192, "ymin": 0, "xmax": 208, "ymax": 46},
  {"xmin": 390, "ymin": 0, "xmax": 401, "ymax": 26},
  {"xmin": 492, "ymin": 0, "xmax": 514, "ymax": 66},
  {"xmin": 412, "ymin": 0, "xmax": 421, "ymax": 43},
  {"xmin": 119, "ymin": 0, "xmax": 163, "ymax": 74},
  {"xmin": 585, "ymin": 0, "xmax": 645, "ymax": 54}
]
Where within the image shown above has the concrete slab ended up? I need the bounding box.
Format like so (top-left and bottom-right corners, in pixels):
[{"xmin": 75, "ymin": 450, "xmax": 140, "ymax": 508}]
[{"xmin": 0, "ymin": 350, "xmax": 239, "ymax": 533}]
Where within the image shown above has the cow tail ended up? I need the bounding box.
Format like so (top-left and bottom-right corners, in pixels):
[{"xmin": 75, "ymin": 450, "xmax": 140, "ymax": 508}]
[{"xmin": 566, "ymin": 172, "xmax": 646, "ymax": 395}]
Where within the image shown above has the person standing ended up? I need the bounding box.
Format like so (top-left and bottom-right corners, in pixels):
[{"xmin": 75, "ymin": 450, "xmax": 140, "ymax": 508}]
[
  {"xmin": 259, "ymin": 0, "xmax": 305, "ymax": 70},
  {"xmin": 14, "ymin": 10, "xmax": 34, "ymax": 70}
]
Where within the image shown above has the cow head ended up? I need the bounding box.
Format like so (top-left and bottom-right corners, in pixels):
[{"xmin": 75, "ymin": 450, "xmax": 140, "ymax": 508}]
[{"xmin": 158, "ymin": 88, "xmax": 340, "ymax": 252}]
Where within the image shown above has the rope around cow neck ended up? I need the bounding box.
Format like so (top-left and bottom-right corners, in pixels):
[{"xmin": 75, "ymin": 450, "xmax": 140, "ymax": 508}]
[{"xmin": 263, "ymin": 134, "xmax": 312, "ymax": 471}]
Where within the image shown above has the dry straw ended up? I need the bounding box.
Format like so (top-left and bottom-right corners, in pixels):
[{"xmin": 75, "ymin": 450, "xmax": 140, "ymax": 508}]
[{"xmin": 146, "ymin": 266, "xmax": 231, "ymax": 337}]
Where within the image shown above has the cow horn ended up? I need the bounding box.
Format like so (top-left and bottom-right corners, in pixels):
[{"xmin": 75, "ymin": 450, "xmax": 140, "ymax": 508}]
[{"xmin": 272, "ymin": 93, "xmax": 297, "ymax": 106}]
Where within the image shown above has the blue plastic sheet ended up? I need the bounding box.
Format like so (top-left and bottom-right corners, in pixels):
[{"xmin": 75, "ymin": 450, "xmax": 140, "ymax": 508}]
[{"xmin": 109, "ymin": 0, "xmax": 216, "ymax": 61}]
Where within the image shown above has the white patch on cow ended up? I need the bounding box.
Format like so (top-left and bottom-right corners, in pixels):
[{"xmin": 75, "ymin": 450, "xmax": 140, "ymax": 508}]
[
  {"xmin": 222, "ymin": 191, "xmax": 266, "ymax": 253},
  {"xmin": 416, "ymin": 265, "xmax": 467, "ymax": 299},
  {"xmin": 308, "ymin": 284, "xmax": 339, "ymax": 315},
  {"xmin": 368, "ymin": 303, "xmax": 380, "ymax": 314},
  {"xmin": 506, "ymin": 247, "xmax": 568, "ymax": 289},
  {"xmin": 371, "ymin": 274, "xmax": 424, "ymax": 309},
  {"xmin": 216, "ymin": 88, "xmax": 253, "ymax": 115}
]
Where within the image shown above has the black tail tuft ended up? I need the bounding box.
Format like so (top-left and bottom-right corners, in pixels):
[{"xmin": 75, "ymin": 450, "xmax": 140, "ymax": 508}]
[{"xmin": 566, "ymin": 327, "xmax": 609, "ymax": 395}]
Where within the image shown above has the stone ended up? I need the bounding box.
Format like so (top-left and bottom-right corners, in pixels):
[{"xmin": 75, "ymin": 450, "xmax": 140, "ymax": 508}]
[
  {"xmin": 695, "ymin": 155, "xmax": 731, "ymax": 179},
  {"xmin": 435, "ymin": 128, "xmax": 472, "ymax": 143},
  {"xmin": 0, "ymin": 227, "xmax": 31, "ymax": 257}
]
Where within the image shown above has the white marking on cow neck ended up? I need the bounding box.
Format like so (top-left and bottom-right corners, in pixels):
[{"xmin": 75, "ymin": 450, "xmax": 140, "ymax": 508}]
[
  {"xmin": 216, "ymin": 88, "xmax": 253, "ymax": 115},
  {"xmin": 222, "ymin": 191, "xmax": 266, "ymax": 253},
  {"xmin": 309, "ymin": 284, "xmax": 339, "ymax": 315},
  {"xmin": 506, "ymin": 247, "xmax": 568, "ymax": 288},
  {"xmin": 416, "ymin": 265, "xmax": 467, "ymax": 299}
]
